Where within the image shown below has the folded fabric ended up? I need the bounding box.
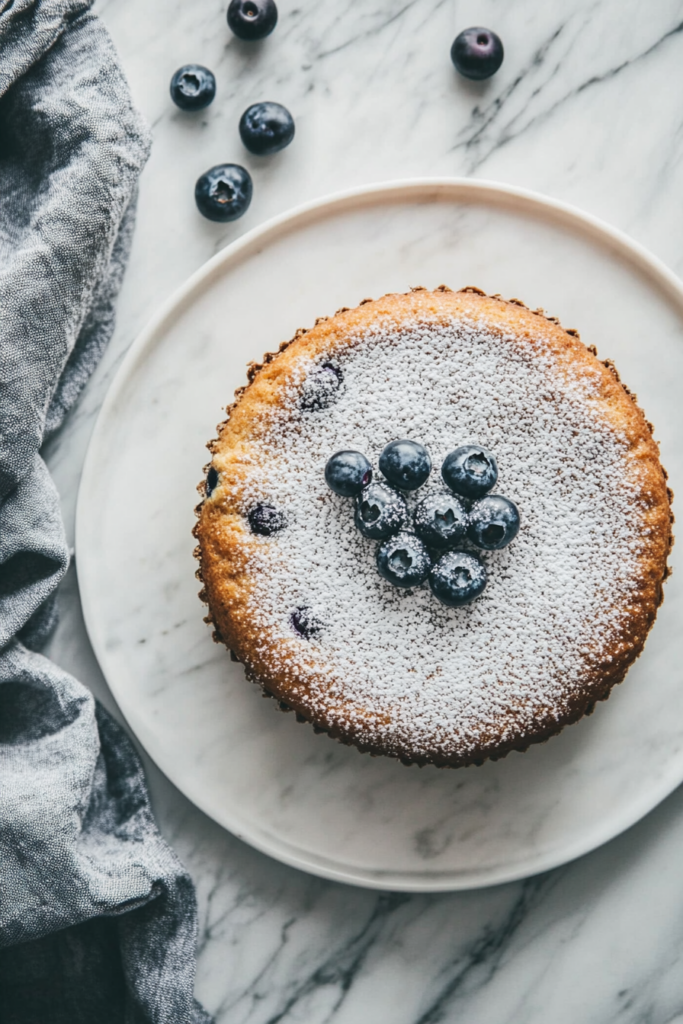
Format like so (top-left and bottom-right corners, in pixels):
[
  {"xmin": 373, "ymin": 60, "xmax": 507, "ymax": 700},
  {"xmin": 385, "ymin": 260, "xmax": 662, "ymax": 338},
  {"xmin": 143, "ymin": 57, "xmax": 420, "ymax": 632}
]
[{"xmin": 0, "ymin": 2, "xmax": 211, "ymax": 1021}]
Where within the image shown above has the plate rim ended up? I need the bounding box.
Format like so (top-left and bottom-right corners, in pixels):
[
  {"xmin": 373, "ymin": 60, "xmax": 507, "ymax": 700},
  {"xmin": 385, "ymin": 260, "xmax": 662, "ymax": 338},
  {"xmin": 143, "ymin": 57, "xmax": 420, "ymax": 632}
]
[{"xmin": 76, "ymin": 177, "xmax": 683, "ymax": 891}]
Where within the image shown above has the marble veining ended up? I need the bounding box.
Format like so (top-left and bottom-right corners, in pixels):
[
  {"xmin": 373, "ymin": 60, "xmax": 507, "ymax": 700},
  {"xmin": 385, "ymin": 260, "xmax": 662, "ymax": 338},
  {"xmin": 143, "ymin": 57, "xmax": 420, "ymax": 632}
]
[{"xmin": 42, "ymin": 0, "xmax": 683, "ymax": 1020}]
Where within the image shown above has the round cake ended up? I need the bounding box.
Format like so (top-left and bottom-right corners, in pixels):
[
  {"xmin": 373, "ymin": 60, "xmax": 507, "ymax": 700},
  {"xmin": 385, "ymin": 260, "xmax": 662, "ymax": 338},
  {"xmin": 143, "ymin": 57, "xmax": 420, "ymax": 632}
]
[{"xmin": 194, "ymin": 287, "xmax": 673, "ymax": 768}]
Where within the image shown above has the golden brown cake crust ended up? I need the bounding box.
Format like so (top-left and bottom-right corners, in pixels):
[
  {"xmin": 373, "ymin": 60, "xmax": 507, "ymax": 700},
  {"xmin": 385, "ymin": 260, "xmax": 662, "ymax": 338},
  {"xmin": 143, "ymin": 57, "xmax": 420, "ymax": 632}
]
[{"xmin": 194, "ymin": 288, "xmax": 673, "ymax": 768}]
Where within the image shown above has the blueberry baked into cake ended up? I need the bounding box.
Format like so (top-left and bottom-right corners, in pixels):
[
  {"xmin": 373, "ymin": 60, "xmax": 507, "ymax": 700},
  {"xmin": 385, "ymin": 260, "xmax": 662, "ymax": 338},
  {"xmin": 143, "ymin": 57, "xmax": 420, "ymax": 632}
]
[{"xmin": 194, "ymin": 287, "xmax": 673, "ymax": 768}]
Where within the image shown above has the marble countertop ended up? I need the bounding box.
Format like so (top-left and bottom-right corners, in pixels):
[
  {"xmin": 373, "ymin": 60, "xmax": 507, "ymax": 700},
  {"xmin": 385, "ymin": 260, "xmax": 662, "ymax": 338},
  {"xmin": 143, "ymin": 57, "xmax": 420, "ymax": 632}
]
[{"xmin": 44, "ymin": 0, "xmax": 683, "ymax": 1020}]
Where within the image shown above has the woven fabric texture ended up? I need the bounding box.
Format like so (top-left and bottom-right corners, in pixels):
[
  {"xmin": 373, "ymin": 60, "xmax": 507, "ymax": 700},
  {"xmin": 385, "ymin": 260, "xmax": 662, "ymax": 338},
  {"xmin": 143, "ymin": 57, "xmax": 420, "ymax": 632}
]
[{"xmin": 0, "ymin": 3, "xmax": 211, "ymax": 1021}]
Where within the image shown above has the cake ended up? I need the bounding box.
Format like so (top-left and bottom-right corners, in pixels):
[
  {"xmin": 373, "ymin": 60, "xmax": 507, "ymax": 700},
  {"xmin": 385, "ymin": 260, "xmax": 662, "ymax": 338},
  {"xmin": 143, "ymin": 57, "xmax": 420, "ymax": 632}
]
[{"xmin": 194, "ymin": 287, "xmax": 673, "ymax": 768}]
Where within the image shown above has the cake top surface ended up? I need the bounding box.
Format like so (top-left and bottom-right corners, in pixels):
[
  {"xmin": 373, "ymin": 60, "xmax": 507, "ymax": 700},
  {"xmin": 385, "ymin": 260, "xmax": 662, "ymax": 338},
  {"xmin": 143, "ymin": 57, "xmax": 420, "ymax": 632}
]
[{"xmin": 202, "ymin": 290, "xmax": 668, "ymax": 762}]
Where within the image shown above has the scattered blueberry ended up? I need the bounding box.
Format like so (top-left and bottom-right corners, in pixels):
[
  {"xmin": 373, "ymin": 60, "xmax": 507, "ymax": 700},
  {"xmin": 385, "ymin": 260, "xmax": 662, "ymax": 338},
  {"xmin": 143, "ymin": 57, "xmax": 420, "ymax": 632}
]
[
  {"xmin": 429, "ymin": 551, "xmax": 487, "ymax": 607},
  {"xmin": 205, "ymin": 466, "xmax": 219, "ymax": 496},
  {"xmin": 170, "ymin": 65, "xmax": 216, "ymax": 111},
  {"xmin": 240, "ymin": 102, "xmax": 295, "ymax": 155},
  {"xmin": 354, "ymin": 482, "xmax": 407, "ymax": 540},
  {"xmin": 291, "ymin": 606, "xmax": 323, "ymax": 639},
  {"xmin": 248, "ymin": 503, "xmax": 287, "ymax": 535},
  {"xmin": 325, "ymin": 451, "xmax": 372, "ymax": 497},
  {"xmin": 467, "ymin": 495, "xmax": 520, "ymax": 550},
  {"xmin": 450, "ymin": 27, "xmax": 504, "ymax": 80},
  {"xmin": 195, "ymin": 164, "xmax": 253, "ymax": 222},
  {"xmin": 300, "ymin": 363, "xmax": 343, "ymax": 411},
  {"xmin": 227, "ymin": 0, "xmax": 278, "ymax": 40},
  {"xmin": 377, "ymin": 532, "xmax": 432, "ymax": 589},
  {"xmin": 413, "ymin": 493, "xmax": 468, "ymax": 550},
  {"xmin": 442, "ymin": 445, "xmax": 498, "ymax": 499},
  {"xmin": 379, "ymin": 440, "xmax": 432, "ymax": 491}
]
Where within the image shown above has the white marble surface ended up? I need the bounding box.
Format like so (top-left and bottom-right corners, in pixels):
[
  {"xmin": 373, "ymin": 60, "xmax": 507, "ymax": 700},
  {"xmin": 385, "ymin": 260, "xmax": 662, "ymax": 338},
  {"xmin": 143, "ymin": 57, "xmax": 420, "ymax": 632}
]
[{"xmin": 43, "ymin": 0, "xmax": 683, "ymax": 1020}]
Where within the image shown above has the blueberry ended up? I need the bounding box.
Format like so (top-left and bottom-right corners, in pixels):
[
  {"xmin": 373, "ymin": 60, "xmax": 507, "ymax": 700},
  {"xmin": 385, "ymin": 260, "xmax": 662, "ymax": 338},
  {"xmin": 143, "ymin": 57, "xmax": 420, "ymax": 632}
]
[
  {"xmin": 248, "ymin": 503, "xmax": 287, "ymax": 535},
  {"xmin": 240, "ymin": 102, "xmax": 295, "ymax": 155},
  {"xmin": 291, "ymin": 606, "xmax": 323, "ymax": 639},
  {"xmin": 413, "ymin": 493, "xmax": 468, "ymax": 550},
  {"xmin": 206, "ymin": 466, "xmax": 219, "ymax": 496},
  {"xmin": 379, "ymin": 440, "xmax": 432, "ymax": 491},
  {"xmin": 227, "ymin": 0, "xmax": 278, "ymax": 40},
  {"xmin": 377, "ymin": 532, "xmax": 432, "ymax": 589},
  {"xmin": 195, "ymin": 164, "xmax": 253, "ymax": 222},
  {"xmin": 325, "ymin": 451, "xmax": 372, "ymax": 497},
  {"xmin": 354, "ymin": 482, "xmax": 407, "ymax": 540},
  {"xmin": 467, "ymin": 495, "xmax": 520, "ymax": 550},
  {"xmin": 442, "ymin": 445, "xmax": 498, "ymax": 499},
  {"xmin": 429, "ymin": 551, "xmax": 487, "ymax": 607},
  {"xmin": 450, "ymin": 27, "xmax": 504, "ymax": 80},
  {"xmin": 170, "ymin": 65, "xmax": 216, "ymax": 111},
  {"xmin": 300, "ymin": 363, "xmax": 343, "ymax": 411}
]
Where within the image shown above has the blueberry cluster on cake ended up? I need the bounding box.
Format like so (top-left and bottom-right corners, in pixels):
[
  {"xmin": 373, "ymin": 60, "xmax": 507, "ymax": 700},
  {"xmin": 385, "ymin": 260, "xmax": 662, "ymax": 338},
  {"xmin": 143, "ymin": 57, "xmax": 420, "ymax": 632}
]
[
  {"xmin": 324, "ymin": 440, "xmax": 519, "ymax": 605},
  {"xmin": 194, "ymin": 287, "xmax": 673, "ymax": 768}
]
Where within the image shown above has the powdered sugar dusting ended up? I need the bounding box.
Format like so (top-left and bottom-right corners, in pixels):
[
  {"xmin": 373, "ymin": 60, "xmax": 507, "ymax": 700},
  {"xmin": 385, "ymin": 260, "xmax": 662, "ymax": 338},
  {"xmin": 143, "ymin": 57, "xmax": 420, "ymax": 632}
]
[{"xmin": 225, "ymin": 312, "xmax": 645, "ymax": 760}]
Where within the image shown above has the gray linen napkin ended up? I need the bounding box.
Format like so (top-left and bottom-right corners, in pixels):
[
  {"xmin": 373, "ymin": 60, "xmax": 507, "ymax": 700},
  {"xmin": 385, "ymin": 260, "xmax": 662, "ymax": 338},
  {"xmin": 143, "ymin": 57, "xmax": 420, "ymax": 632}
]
[{"xmin": 0, "ymin": 2, "xmax": 211, "ymax": 1021}]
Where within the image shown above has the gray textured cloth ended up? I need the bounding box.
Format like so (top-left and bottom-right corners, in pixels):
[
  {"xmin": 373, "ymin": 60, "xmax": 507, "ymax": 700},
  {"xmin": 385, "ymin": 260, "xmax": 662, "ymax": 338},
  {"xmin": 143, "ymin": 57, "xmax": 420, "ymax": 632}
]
[{"xmin": 0, "ymin": 2, "xmax": 211, "ymax": 1021}]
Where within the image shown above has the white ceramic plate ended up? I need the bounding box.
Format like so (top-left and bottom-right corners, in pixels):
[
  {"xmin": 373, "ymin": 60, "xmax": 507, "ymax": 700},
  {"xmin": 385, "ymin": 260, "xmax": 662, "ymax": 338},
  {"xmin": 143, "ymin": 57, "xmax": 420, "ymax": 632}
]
[{"xmin": 77, "ymin": 180, "xmax": 683, "ymax": 891}]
